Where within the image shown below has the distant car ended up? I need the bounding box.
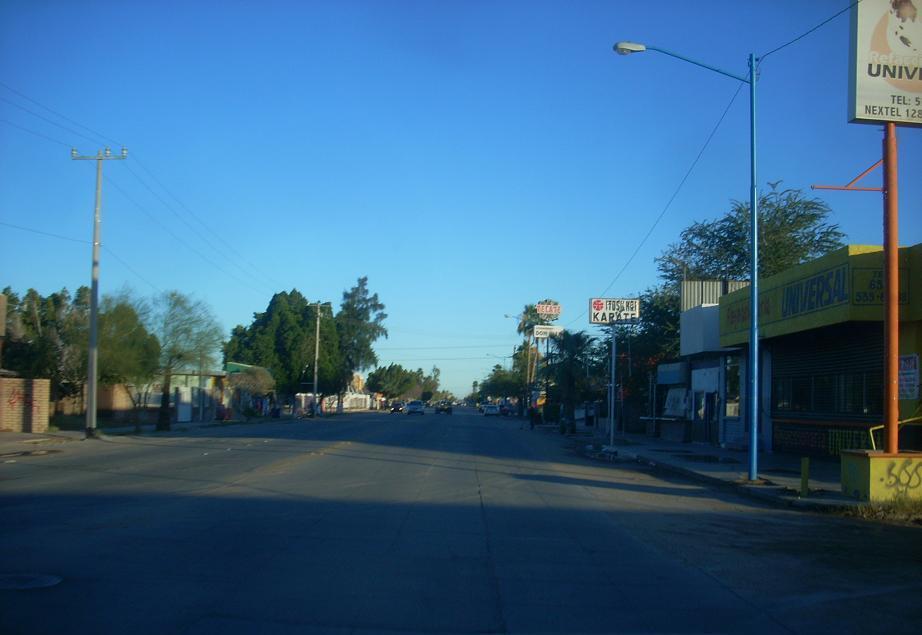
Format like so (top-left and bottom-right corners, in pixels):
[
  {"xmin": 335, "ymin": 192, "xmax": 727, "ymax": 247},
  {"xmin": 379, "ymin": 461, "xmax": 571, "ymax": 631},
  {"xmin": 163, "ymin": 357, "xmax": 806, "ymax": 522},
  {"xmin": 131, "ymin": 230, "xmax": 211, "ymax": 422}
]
[
  {"xmin": 499, "ymin": 404, "xmax": 512, "ymax": 416},
  {"xmin": 482, "ymin": 404, "xmax": 500, "ymax": 417},
  {"xmin": 405, "ymin": 400, "xmax": 425, "ymax": 415},
  {"xmin": 390, "ymin": 401, "xmax": 405, "ymax": 413},
  {"xmin": 434, "ymin": 400, "xmax": 453, "ymax": 415}
]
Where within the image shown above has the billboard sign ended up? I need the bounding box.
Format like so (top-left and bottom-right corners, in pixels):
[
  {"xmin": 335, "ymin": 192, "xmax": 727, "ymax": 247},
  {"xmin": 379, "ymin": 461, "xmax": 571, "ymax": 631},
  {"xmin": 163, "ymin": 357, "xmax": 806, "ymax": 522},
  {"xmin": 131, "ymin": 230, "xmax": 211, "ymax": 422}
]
[
  {"xmin": 849, "ymin": 0, "xmax": 922, "ymax": 126},
  {"xmin": 535, "ymin": 301, "xmax": 561, "ymax": 319},
  {"xmin": 590, "ymin": 298, "xmax": 640, "ymax": 325},
  {"xmin": 532, "ymin": 325, "xmax": 563, "ymax": 339}
]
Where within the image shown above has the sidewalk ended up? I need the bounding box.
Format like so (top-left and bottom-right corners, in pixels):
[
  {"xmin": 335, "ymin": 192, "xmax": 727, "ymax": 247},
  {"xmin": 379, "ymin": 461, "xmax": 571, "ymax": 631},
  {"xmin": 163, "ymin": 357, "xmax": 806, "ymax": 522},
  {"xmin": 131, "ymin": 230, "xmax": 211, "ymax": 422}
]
[{"xmin": 562, "ymin": 426, "xmax": 861, "ymax": 512}]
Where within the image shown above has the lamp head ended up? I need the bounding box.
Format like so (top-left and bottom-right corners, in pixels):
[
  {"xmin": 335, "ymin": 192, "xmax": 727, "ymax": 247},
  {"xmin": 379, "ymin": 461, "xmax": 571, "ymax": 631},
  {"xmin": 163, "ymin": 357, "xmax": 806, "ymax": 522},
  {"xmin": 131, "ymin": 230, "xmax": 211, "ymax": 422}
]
[{"xmin": 614, "ymin": 41, "xmax": 647, "ymax": 55}]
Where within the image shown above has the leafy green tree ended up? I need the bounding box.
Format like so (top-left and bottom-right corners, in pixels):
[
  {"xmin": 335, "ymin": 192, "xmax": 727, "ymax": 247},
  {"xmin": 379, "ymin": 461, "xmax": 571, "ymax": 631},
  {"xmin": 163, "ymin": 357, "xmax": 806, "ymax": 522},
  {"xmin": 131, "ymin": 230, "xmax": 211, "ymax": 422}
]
[
  {"xmin": 149, "ymin": 291, "xmax": 224, "ymax": 430},
  {"xmin": 225, "ymin": 291, "xmax": 344, "ymax": 400},
  {"xmin": 366, "ymin": 363, "xmax": 416, "ymax": 399},
  {"xmin": 97, "ymin": 293, "xmax": 160, "ymax": 422},
  {"xmin": 335, "ymin": 277, "xmax": 387, "ymax": 398},
  {"xmin": 2, "ymin": 286, "xmax": 89, "ymax": 401},
  {"xmin": 656, "ymin": 185, "xmax": 845, "ymax": 284}
]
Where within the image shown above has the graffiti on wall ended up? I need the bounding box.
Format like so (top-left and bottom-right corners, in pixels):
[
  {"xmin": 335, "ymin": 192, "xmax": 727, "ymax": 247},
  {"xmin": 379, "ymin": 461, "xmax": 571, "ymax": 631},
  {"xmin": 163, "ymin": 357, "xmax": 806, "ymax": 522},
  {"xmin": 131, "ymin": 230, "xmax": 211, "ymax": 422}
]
[
  {"xmin": 5, "ymin": 388, "xmax": 40, "ymax": 412},
  {"xmin": 882, "ymin": 459, "xmax": 922, "ymax": 495}
]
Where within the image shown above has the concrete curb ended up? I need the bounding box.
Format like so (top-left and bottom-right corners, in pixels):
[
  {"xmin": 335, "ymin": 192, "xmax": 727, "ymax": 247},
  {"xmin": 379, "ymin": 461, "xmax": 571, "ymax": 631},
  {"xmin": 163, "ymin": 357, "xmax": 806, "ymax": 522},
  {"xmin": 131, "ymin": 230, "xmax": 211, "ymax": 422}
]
[{"xmin": 578, "ymin": 445, "xmax": 859, "ymax": 514}]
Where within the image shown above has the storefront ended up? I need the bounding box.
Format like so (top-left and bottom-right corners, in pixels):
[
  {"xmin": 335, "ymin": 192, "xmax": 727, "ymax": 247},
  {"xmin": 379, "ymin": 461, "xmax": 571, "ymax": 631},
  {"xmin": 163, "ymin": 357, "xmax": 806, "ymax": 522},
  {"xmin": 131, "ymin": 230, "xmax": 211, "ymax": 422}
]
[{"xmin": 719, "ymin": 244, "xmax": 922, "ymax": 456}]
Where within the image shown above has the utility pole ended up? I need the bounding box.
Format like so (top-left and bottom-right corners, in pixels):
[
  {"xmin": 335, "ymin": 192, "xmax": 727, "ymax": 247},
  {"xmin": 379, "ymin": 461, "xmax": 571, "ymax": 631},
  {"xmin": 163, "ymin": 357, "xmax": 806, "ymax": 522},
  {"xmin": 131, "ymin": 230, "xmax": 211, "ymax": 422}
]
[
  {"xmin": 313, "ymin": 302, "xmax": 321, "ymax": 413},
  {"xmin": 71, "ymin": 147, "xmax": 127, "ymax": 439}
]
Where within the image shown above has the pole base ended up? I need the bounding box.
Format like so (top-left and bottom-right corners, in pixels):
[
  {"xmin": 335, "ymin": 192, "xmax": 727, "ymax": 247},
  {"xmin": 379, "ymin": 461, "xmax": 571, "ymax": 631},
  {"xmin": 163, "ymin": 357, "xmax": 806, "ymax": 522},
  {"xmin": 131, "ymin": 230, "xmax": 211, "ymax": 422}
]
[{"xmin": 84, "ymin": 427, "xmax": 102, "ymax": 440}]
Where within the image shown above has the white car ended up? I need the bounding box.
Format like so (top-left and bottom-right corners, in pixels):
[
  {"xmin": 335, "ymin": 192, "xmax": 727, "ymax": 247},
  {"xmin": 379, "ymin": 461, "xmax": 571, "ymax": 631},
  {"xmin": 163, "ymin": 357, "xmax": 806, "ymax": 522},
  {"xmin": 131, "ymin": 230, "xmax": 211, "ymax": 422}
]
[
  {"xmin": 482, "ymin": 404, "xmax": 500, "ymax": 416},
  {"xmin": 405, "ymin": 400, "xmax": 425, "ymax": 415}
]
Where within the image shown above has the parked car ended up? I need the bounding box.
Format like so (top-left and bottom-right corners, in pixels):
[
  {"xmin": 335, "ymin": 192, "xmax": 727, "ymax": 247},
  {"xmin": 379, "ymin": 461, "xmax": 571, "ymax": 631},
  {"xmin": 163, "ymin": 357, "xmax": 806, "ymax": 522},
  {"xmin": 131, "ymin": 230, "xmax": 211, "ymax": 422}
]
[
  {"xmin": 406, "ymin": 400, "xmax": 425, "ymax": 415},
  {"xmin": 390, "ymin": 401, "xmax": 405, "ymax": 413},
  {"xmin": 499, "ymin": 404, "xmax": 512, "ymax": 416},
  {"xmin": 434, "ymin": 400, "xmax": 453, "ymax": 415},
  {"xmin": 482, "ymin": 404, "xmax": 500, "ymax": 417}
]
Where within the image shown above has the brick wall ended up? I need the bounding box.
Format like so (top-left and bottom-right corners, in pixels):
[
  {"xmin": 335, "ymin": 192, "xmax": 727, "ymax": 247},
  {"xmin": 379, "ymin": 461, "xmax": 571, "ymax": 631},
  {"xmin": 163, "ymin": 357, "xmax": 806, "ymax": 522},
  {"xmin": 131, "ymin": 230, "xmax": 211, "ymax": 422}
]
[{"xmin": 0, "ymin": 378, "xmax": 50, "ymax": 433}]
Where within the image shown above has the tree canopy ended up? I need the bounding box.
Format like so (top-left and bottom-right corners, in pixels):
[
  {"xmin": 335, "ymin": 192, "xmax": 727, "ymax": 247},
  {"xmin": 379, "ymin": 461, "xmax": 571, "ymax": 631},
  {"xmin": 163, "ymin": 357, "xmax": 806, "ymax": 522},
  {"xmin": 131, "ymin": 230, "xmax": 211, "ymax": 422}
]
[{"xmin": 656, "ymin": 185, "xmax": 845, "ymax": 284}]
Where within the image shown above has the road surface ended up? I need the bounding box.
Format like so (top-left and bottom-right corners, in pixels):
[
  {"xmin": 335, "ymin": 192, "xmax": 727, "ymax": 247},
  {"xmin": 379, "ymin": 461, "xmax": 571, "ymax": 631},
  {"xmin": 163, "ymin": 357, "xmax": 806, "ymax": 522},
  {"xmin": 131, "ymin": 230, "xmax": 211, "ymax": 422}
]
[{"xmin": 1, "ymin": 408, "xmax": 920, "ymax": 634}]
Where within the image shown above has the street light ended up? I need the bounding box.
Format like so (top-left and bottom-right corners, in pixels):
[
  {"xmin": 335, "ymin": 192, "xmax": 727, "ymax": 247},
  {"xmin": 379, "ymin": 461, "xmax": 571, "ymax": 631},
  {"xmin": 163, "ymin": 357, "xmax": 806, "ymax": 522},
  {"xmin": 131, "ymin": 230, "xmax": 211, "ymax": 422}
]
[{"xmin": 614, "ymin": 41, "xmax": 761, "ymax": 481}]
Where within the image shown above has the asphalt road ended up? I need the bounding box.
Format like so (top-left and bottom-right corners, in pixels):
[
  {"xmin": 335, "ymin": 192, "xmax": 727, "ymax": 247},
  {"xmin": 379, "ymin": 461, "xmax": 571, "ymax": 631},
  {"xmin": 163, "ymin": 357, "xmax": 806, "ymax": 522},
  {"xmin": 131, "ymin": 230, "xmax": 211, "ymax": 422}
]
[{"xmin": 1, "ymin": 408, "xmax": 920, "ymax": 634}]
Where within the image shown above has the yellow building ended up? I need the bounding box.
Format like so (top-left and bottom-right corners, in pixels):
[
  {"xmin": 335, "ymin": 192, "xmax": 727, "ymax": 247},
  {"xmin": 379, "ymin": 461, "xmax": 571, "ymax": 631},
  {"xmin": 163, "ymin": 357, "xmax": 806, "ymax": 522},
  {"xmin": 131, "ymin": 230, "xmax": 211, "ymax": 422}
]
[{"xmin": 719, "ymin": 243, "xmax": 922, "ymax": 456}]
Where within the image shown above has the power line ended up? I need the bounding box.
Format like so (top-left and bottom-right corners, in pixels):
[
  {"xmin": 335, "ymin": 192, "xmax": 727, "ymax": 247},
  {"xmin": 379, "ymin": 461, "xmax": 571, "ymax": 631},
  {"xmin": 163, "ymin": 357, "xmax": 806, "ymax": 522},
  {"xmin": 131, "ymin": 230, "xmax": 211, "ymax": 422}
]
[
  {"xmin": 130, "ymin": 153, "xmax": 285, "ymax": 290},
  {"xmin": 0, "ymin": 95, "xmax": 101, "ymax": 146},
  {"xmin": 104, "ymin": 174, "xmax": 267, "ymax": 296},
  {"xmin": 0, "ymin": 220, "xmax": 161, "ymax": 294},
  {"xmin": 1, "ymin": 81, "xmax": 282, "ymax": 293},
  {"xmin": 0, "ymin": 219, "xmax": 88, "ymax": 243},
  {"xmin": 0, "ymin": 118, "xmax": 72, "ymax": 147},
  {"xmin": 0, "ymin": 79, "xmax": 120, "ymax": 146},
  {"xmin": 760, "ymin": 1, "xmax": 860, "ymax": 62},
  {"xmin": 102, "ymin": 246, "xmax": 162, "ymax": 293},
  {"xmin": 565, "ymin": 81, "xmax": 745, "ymax": 328}
]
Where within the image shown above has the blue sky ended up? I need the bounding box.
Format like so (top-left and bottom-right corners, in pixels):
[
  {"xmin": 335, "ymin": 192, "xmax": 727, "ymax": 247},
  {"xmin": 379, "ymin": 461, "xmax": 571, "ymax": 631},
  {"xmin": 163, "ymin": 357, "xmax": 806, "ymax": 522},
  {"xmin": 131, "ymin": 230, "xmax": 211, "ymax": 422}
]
[{"xmin": 1, "ymin": 0, "xmax": 920, "ymax": 397}]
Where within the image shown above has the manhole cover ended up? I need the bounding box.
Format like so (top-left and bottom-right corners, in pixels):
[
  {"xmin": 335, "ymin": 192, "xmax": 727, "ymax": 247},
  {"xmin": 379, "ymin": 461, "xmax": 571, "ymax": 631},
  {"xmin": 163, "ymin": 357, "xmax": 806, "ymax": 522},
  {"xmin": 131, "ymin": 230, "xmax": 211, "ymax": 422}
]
[{"xmin": 0, "ymin": 574, "xmax": 63, "ymax": 590}]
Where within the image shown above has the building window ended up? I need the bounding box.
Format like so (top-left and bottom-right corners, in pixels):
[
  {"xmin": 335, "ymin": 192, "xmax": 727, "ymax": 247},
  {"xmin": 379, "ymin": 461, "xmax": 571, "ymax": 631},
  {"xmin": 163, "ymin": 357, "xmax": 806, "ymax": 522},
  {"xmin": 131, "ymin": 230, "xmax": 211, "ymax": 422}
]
[
  {"xmin": 773, "ymin": 371, "xmax": 883, "ymax": 418},
  {"xmin": 724, "ymin": 356, "xmax": 740, "ymax": 417}
]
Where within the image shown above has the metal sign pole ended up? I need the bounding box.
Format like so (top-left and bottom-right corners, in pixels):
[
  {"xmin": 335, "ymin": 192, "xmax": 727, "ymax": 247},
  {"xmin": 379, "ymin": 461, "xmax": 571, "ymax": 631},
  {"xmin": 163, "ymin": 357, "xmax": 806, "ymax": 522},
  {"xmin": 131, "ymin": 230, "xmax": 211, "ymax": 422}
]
[{"xmin": 609, "ymin": 326, "xmax": 616, "ymax": 448}]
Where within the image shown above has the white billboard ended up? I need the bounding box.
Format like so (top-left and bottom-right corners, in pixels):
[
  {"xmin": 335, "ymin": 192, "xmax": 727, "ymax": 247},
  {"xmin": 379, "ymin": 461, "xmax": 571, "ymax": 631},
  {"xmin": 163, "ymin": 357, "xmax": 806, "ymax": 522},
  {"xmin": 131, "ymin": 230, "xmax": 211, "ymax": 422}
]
[
  {"xmin": 849, "ymin": 0, "xmax": 922, "ymax": 126},
  {"xmin": 589, "ymin": 298, "xmax": 640, "ymax": 325},
  {"xmin": 532, "ymin": 325, "xmax": 563, "ymax": 339}
]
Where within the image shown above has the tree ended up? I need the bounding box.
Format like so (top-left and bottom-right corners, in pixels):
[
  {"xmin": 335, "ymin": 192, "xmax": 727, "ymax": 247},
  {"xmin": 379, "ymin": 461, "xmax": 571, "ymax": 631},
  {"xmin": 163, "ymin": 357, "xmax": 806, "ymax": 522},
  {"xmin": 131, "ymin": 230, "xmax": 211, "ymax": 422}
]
[
  {"xmin": 228, "ymin": 365, "xmax": 275, "ymax": 398},
  {"xmin": 366, "ymin": 364, "xmax": 416, "ymax": 399},
  {"xmin": 548, "ymin": 330, "xmax": 597, "ymax": 425},
  {"xmin": 225, "ymin": 291, "xmax": 344, "ymax": 400},
  {"xmin": 149, "ymin": 291, "xmax": 224, "ymax": 430},
  {"xmin": 2, "ymin": 286, "xmax": 89, "ymax": 402},
  {"xmin": 335, "ymin": 277, "xmax": 387, "ymax": 399},
  {"xmin": 97, "ymin": 293, "xmax": 160, "ymax": 424},
  {"xmin": 656, "ymin": 185, "xmax": 845, "ymax": 284}
]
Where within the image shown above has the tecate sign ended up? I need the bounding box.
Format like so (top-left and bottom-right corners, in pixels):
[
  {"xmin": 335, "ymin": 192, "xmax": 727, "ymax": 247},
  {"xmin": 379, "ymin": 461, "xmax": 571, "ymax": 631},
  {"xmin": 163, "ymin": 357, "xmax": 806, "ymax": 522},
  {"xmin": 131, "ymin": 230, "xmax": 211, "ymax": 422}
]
[
  {"xmin": 532, "ymin": 325, "xmax": 563, "ymax": 339},
  {"xmin": 589, "ymin": 298, "xmax": 640, "ymax": 324},
  {"xmin": 849, "ymin": 0, "xmax": 922, "ymax": 126},
  {"xmin": 535, "ymin": 302, "xmax": 561, "ymax": 316}
]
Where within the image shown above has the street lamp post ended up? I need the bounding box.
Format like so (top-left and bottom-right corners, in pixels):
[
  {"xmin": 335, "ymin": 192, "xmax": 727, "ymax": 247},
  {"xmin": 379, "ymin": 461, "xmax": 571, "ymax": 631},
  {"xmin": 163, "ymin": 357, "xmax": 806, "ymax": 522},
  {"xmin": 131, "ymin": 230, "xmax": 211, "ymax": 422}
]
[{"xmin": 614, "ymin": 42, "xmax": 761, "ymax": 481}]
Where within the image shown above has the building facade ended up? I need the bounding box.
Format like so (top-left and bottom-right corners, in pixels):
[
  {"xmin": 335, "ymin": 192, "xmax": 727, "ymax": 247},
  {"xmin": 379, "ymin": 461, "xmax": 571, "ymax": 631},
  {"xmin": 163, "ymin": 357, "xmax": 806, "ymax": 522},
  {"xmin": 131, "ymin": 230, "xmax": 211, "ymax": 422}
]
[{"xmin": 719, "ymin": 244, "xmax": 922, "ymax": 456}]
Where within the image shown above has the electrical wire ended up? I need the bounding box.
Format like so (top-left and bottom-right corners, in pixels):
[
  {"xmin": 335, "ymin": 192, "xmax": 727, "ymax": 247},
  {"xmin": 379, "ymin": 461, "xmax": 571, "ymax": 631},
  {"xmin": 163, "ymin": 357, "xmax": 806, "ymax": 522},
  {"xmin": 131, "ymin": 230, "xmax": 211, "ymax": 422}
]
[
  {"xmin": 0, "ymin": 220, "xmax": 160, "ymax": 292},
  {"xmin": 104, "ymin": 175, "xmax": 267, "ymax": 296},
  {"xmin": 564, "ymin": 81, "xmax": 746, "ymax": 328},
  {"xmin": 0, "ymin": 79, "xmax": 120, "ymax": 146},
  {"xmin": 102, "ymin": 246, "xmax": 162, "ymax": 293},
  {"xmin": 0, "ymin": 95, "xmax": 102, "ymax": 147},
  {"xmin": 119, "ymin": 162, "xmax": 271, "ymax": 289},
  {"xmin": 130, "ymin": 153, "xmax": 285, "ymax": 290},
  {"xmin": 0, "ymin": 82, "xmax": 282, "ymax": 294},
  {"xmin": 759, "ymin": 1, "xmax": 860, "ymax": 62},
  {"xmin": 0, "ymin": 118, "xmax": 73, "ymax": 147},
  {"xmin": 0, "ymin": 219, "xmax": 88, "ymax": 244}
]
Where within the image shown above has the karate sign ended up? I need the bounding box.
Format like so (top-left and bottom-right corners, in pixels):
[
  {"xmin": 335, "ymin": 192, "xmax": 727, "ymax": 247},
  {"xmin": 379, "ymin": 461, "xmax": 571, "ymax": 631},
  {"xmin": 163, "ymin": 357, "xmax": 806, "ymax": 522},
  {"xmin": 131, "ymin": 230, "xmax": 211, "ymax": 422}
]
[{"xmin": 589, "ymin": 298, "xmax": 640, "ymax": 325}]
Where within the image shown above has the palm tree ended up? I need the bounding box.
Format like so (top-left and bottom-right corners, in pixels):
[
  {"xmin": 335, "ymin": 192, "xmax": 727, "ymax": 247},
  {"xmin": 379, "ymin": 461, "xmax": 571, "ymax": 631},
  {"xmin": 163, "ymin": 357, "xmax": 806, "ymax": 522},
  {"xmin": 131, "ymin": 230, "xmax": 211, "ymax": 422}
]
[{"xmin": 549, "ymin": 330, "xmax": 596, "ymax": 428}]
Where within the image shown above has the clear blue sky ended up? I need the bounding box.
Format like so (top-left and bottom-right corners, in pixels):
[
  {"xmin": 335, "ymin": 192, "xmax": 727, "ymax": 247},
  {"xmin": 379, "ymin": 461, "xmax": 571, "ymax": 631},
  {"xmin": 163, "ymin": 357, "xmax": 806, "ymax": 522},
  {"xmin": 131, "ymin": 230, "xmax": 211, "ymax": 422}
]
[{"xmin": 1, "ymin": 1, "xmax": 919, "ymax": 397}]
